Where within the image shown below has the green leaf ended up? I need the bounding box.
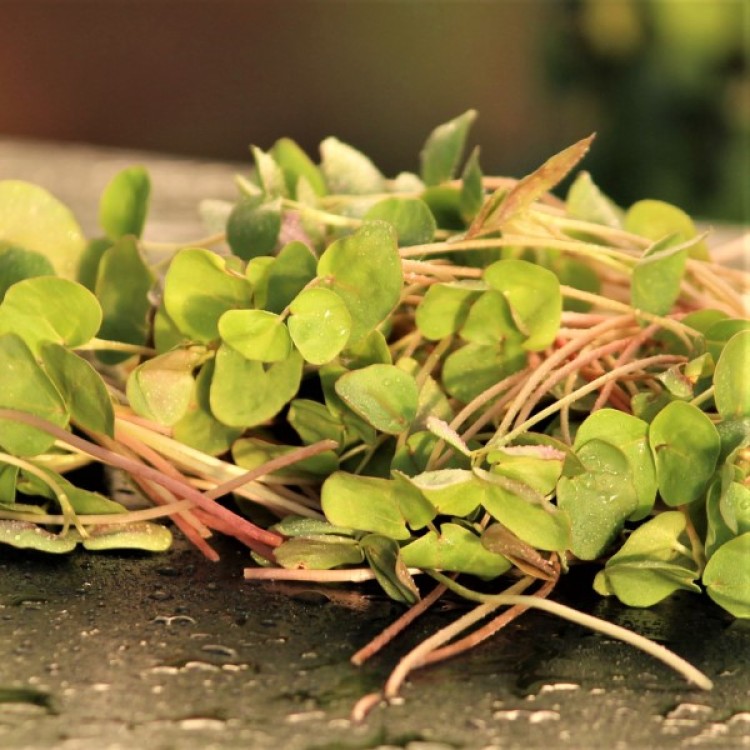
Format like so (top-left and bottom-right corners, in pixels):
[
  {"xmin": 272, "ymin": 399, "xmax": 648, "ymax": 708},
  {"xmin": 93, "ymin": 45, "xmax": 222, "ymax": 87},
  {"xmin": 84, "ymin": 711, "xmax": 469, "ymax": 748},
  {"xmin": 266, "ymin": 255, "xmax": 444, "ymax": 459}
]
[
  {"xmin": 172, "ymin": 359, "xmax": 242, "ymax": 456},
  {"xmin": 218, "ymin": 309, "xmax": 292, "ymax": 362},
  {"xmin": 270, "ymin": 516, "xmax": 357, "ymax": 538},
  {"xmin": 460, "ymin": 289, "xmax": 522, "ymax": 345},
  {"xmin": 557, "ymin": 439, "xmax": 639, "ymax": 560},
  {"xmin": 401, "ymin": 522, "xmax": 511, "ymax": 578},
  {"xmin": 703, "ymin": 532, "xmax": 750, "ymax": 617},
  {"xmin": 163, "ymin": 248, "xmax": 252, "ymax": 343},
  {"xmin": 226, "ymin": 195, "xmax": 282, "ymax": 260},
  {"xmin": 153, "ymin": 301, "xmax": 186, "ymax": 353},
  {"xmin": 264, "ymin": 241, "xmax": 317, "ymax": 314},
  {"xmin": 420, "ymin": 109, "xmax": 477, "ymax": 187},
  {"xmin": 361, "ymin": 533, "xmax": 420, "ymax": 604},
  {"xmin": 334, "ymin": 364, "xmax": 419, "ymax": 435},
  {"xmin": 0, "ymin": 244, "xmax": 54, "ymax": 300},
  {"xmin": 390, "ymin": 471, "xmax": 438, "ymax": 529},
  {"xmin": 320, "ymin": 137, "xmax": 386, "ymax": 195},
  {"xmin": 459, "ymin": 146, "xmax": 484, "ymax": 222},
  {"xmin": 625, "ymin": 199, "xmax": 708, "ymax": 260},
  {"xmin": 274, "ymin": 536, "xmax": 363, "ymax": 570},
  {"xmin": 442, "ymin": 341, "xmax": 526, "ymax": 404},
  {"xmin": 81, "ymin": 522, "xmax": 172, "ymax": 552},
  {"xmin": 127, "ymin": 346, "xmax": 206, "ymax": 426},
  {"xmin": 232, "ymin": 438, "xmax": 338, "ymax": 478},
  {"xmin": 574, "ymin": 409, "xmax": 657, "ymax": 521},
  {"xmin": 340, "ymin": 329, "xmax": 392, "ymax": 368},
  {"xmin": 714, "ymin": 331, "xmax": 750, "ymax": 420},
  {"xmin": 210, "ymin": 345, "xmax": 303, "ymax": 428},
  {"xmin": 415, "ymin": 281, "xmax": 485, "ymax": 341},
  {"xmin": 566, "ymin": 171, "xmax": 622, "ymax": 228},
  {"xmin": 649, "ymin": 400, "xmax": 720, "ymax": 505},
  {"xmin": 705, "ymin": 318, "xmax": 750, "ymax": 363},
  {"xmin": 631, "ymin": 235, "xmax": 690, "ymax": 316},
  {"xmin": 485, "ymin": 444, "xmax": 565, "ymax": 496},
  {"xmin": 401, "ymin": 469, "xmax": 483, "ymax": 517},
  {"xmin": 98, "ymin": 166, "xmax": 150, "ymax": 240},
  {"xmin": 288, "ymin": 287, "xmax": 352, "ymax": 365},
  {"xmin": 0, "ymin": 334, "xmax": 69, "ymax": 456},
  {"xmin": 0, "ymin": 180, "xmax": 86, "ymax": 280},
  {"xmin": 478, "ymin": 470, "xmax": 570, "ymax": 552},
  {"xmin": 94, "ymin": 236, "xmax": 155, "ymax": 363},
  {"xmin": 593, "ymin": 512, "xmax": 700, "ymax": 607},
  {"xmin": 270, "ymin": 138, "xmax": 327, "ymax": 198},
  {"xmin": 287, "ymin": 399, "xmax": 346, "ymax": 447},
  {"xmin": 484, "ymin": 259, "xmax": 561, "ymax": 351},
  {"xmin": 0, "ymin": 276, "xmax": 102, "ymax": 353},
  {"xmin": 40, "ymin": 343, "xmax": 114, "ymax": 437},
  {"xmin": 0, "ymin": 520, "xmax": 78, "ymax": 554},
  {"xmin": 317, "ymin": 221, "xmax": 402, "ymax": 343},
  {"xmin": 321, "ymin": 472, "xmax": 410, "ymax": 540},
  {"xmin": 363, "ymin": 197, "xmax": 436, "ymax": 247}
]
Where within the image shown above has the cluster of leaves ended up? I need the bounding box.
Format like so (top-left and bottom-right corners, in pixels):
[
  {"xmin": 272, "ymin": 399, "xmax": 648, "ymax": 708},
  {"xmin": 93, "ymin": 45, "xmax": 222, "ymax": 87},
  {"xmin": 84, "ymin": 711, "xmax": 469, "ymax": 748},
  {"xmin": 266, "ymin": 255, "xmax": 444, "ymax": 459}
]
[{"xmin": 1, "ymin": 111, "xmax": 749, "ymax": 700}]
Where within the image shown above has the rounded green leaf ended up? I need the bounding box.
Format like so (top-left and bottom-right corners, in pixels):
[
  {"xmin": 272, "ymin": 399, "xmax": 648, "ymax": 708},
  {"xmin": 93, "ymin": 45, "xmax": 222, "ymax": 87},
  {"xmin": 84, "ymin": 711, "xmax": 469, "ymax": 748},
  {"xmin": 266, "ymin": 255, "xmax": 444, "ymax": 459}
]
[
  {"xmin": 321, "ymin": 472, "xmax": 410, "ymax": 540},
  {"xmin": 714, "ymin": 330, "xmax": 750, "ymax": 420},
  {"xmin": 625, "ymin": 199, "xmax": 708, "ymax": 260},
  {"xmin": 163, "ymin": 248, "xmax": 252, "ymax": 343},
  {"xmin": 460, "ymin": 289, "xmax": 521, "ymax": 345},
  {"xmin": 649, "ymin": 400, "xmax": 720, "ymax": 506},
  {"xmin": 334, "ymin": 364, "xmax": 418, "ymax": 435},
  {"xmin": 0, "ymin": 334, "xmax": 70, "ymax": 456},
  {"xmin": 317, "ymin": 221, "xmax": 402, "ymax": 344},
  {"xmin": 98, "ymin": 166, "xmax": 151, "ymax": 240},
  {"xmin": 484, "ymin": 259, "xmax": 561, "ymax": 351},
  {"xmin": 226, "ymin": 195, "xmax": 281, "ymax": 260},
  {"xmin": 288, "ymin": 287, "xmax": 352, "ymax": 365},
  {"xmin": 442, "ymin": 341, "xmax": 526, "ymax": 404},
  {"xmin": 218, "ymin": 309, "xmax": 292, "ymax": 362},
  {"xmin": 264, "ymin": 241, "xmax": 317, "ymax": 314},
  {"xmin": 287, "ymin": 399, "xmax": 346, "ymax": 446},
  {"xmin": 274, "ymin": 536, "xmax": 363, "ymax": 570},
  {"xmin": 631, "ymin": 236, "xmax": 689, "ymax": 316},
  {"xmin": 415, "ymin": 281, "xmax": 484, "ymax": 341},
  {"xmin": 703, "ymin": 533, "xmax": 750, "ymax": 617},
  {"xmin": 401, "ymin": 469, "xmax": 483, "ymax": 517},
  {"xmin": 0, "ymin": 244, "xmax": 54, "ymax": 300},
  {"xmin": 210, "ymin": 345, "xmax": 303, "ymax": 428},
  {"xmin": 0, "ymin": 180, "xmax": 86, "ymax": 280},
  {"xmin": 94, "ymin": 236, "xmax": 155, "ymax": 364},
  {"xmin": 363, "ymin": 197, "xmax": 436, "ymax": 246},
  {"xmin": 574, "ymin": 409, "xmax": 657, "ymax": 520},
  {"xmin": 401, "ymin": 523, "xmax": 511, "ymax": 578},
  {"xmin": 41, "ymin": 343, "xmax": 114, "ymax": 437},
  {"xmin": 557, "ymin": 440, "xmax": 639, "ymax": 560},
  {"xmin": 172, "ymin": 359, "xmax": 242, "ymax": 456},
  {"xmin": 0, "ymin": 276, "xmax": 102, "ymax": 352},
  {"xmin": 127, "ymin": 347, "xmax": 206, "ymax": 426}
]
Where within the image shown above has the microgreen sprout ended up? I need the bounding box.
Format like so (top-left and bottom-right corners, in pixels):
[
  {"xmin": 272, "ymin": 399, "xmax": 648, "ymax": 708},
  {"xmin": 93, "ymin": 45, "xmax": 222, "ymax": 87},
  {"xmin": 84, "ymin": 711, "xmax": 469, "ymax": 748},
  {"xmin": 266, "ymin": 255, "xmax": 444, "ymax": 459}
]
[{"xmin": 1, "ymin": 112, "xmax": 748, "ymax": 716}]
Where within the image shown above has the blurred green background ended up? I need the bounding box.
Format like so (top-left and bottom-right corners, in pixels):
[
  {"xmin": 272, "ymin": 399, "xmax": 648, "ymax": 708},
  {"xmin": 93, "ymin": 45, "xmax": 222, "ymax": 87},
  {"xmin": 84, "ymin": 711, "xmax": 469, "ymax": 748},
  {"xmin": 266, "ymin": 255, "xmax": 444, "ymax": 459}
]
[{"xmin": 0, "ymin": 0, "xmax": 746, "ymax": 222}]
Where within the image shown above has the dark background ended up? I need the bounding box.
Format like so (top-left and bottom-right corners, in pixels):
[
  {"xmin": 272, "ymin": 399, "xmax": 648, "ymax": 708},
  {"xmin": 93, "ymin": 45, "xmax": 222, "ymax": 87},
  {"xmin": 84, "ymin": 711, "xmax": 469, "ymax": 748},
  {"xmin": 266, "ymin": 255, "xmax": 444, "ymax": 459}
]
[{"xmin": 0, "ymin": 0, "xmax": 747, "ymax": 221}]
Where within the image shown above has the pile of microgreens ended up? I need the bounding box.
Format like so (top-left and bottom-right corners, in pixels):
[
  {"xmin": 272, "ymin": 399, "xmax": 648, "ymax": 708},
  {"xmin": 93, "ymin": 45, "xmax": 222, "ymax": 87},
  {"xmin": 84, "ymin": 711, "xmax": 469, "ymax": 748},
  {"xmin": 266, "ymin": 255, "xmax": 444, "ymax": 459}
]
[{"xmin": 1, "ymin": 111, "xmax": 749, "ymax": 717}]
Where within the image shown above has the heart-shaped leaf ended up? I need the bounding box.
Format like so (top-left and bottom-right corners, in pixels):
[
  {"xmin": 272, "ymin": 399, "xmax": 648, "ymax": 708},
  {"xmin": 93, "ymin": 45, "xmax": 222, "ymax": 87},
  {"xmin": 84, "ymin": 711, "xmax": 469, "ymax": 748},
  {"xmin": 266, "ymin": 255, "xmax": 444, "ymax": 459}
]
[
  {"xmin": 288, "ymin": 287, "xmax": 352, "ymax": 365},
  {"xmin": 334, "ymin": 364, "xmax": 418, "ymax": 435}
]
